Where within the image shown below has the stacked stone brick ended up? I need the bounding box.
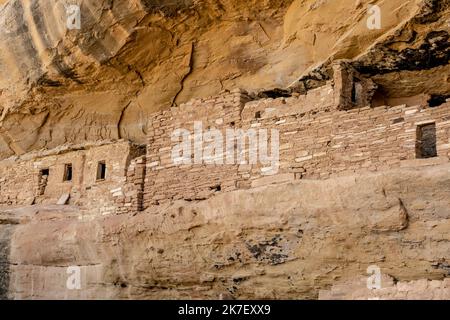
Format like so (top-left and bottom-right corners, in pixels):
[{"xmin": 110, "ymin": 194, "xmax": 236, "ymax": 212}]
[
  {"xmin": 0, "ymin": 158, "xmax": 37, "ymax": 205},
  {"xmin": 114, "ymin": 155, "xmax": 146, "ymax": 214},
  {"xmin": 0, "ymin": 141, "xmax": 146, "ymax": 216},
  {"xmin": 144, "ymin": 89, "xmax": 252, "ymax": 206},
  {"xmin": 1, "ymin": 62, "xmax": 450, "ymax": 214},
  {"xmin": 240, "ymin": 98, "xmax": 450, "ymax": 184},
  {"xmin": 141, "ymin": 85, "xmax": 450, "ymax": 207}
]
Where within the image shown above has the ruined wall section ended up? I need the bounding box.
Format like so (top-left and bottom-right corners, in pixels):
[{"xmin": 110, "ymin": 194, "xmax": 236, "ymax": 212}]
[
  {"xmin": 143, "ymin": 84, "xmax": 340, "ymax": 207},
  {"xmin": 332, "ymin": 60, "xmax": 378, "ymax": 111},
  {"xmin": 0, "ymin": 141, "xmax": 146, "ymax": 216},
  {"xmin": 0, "ymin": 159, "xmax": 38, "ymax": 206},
  {"xmin": 78, "ymin": 142, "xmax": 146, "ymax": 216},
  {"xmin": 143, "ymin": 84, "xmax": 450, "ymax": 205},
  {"xmin": 114, "ymin": 154, "xmax": 146, "ymax": 214},
  {"xmin": 241, "ymin": 101, "xmax": 450, "ymax": 186},
  {"xmin": 144, "ymin": 90, "xmax": 251, "ymax": 206},
  {"xmin": 3, "ymin": 81, "xmax": 450, "ymax": 211}
]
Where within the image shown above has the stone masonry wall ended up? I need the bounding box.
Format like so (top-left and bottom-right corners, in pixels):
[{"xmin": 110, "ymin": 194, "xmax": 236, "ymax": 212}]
[
  {"xmin": 240, "ymin": 100, "xmax": 450, "ymax": 185},
  {"xmin": 2, "ymin": 78, "xmax": 450, "ymax": 213},
  {"xmin": 144, "ymin": 90, "xmax": 249, "ymax": 206},
  {"xmin": 144, "ymin": 85, "xmax": 338, "ymax": 206},
  {"xmin": 0, "ymin": 141, "xmax": 146, "ymax": 216},
  {"xmin": 0, "ymin": 158, "xmax": 36, "ymax": 206},
  {"xmin": 114, "ymin": 155, "xmax": 146, "ymax": 214},
  {"xmin": 143, "ymin": 86, "xmax": 450, "ymax": 207}
]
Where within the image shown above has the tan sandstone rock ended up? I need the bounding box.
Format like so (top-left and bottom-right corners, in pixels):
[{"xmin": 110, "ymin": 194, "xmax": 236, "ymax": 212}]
[{"xmin": 1, "ymin": 164, "xmax": 449, "ymax": 299}]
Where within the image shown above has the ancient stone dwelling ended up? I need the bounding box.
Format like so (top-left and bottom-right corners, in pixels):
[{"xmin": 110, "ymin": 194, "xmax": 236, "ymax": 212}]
[
  {"xmin": 0, "ymin": 141, "xmax": 146, "ymax": 216},
  {"xmin": 0, "ymin": 62, "xmax": 449, "ymax": 217}
]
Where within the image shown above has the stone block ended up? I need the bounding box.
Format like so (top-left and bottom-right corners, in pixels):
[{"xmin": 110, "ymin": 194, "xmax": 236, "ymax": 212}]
[{"xmin": 57, "ymin": 194, "xmax": 70, "ymax": 205}]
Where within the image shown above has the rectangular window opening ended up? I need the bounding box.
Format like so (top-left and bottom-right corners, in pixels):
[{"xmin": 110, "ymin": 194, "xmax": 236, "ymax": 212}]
[
  {"xmin": 63, "ymin": 164, "xmax": 73, "ymax": 182},
  {"xmin": 40, "ymin": 168, "xmax": 49, "ymax": 177},
  {"xmin": 97, "ymin": 161, "xmax": 106, "ymax": 181},
  {"xmin": 416, "ymin": 123, "xmax": 437, "ymax": 159}
]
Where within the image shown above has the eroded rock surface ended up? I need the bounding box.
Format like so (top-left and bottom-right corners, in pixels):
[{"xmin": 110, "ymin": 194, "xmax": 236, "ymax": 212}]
[
  {"xmin": 0, "ymin": 0, "xmax": 449, "ymax": 301},
  {"xmin": 319, "ymin": 277, "xmax": 450, "ymax": 300},
  {"xmin": 1, "ymin": 165, "xmax": 449, "ymax": 299}
]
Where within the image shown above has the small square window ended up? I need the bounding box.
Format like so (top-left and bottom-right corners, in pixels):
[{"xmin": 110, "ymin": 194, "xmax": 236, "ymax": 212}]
[
  {"xmin": 97, "ymin": 161, "xmax": 106, "ymax": 181},
  {"xmin": 40, "ymin": 168, "xmax": 49, "ymax": 177},
  {"xmin": 63, "ymin": 164, "xmax": 73, "ymax": 182}
]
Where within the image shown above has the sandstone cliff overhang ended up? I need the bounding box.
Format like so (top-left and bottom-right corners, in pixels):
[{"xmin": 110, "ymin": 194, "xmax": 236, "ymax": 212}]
[{"xmin": 0, "ymin": 0, "xmax": 448, "ymax": 159}]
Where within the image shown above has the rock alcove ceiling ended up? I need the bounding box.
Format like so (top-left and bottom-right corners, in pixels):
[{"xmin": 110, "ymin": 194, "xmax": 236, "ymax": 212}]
[{"xmin": 0, "ymin": 0, "xmax": 448, "ymax": 158}]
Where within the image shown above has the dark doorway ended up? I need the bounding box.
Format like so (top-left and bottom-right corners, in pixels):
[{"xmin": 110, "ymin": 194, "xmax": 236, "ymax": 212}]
[
  {"xmin": 97, "ymin": 161, "xmax": 106, "ymax": 181},
  {"xmin": 351, "ymin": 80, "xmax": 363, "ymax": 105},
  {"xmin": 63, "ymin": 164, "xmax": 73, "ymax": 181},
  {"xmin": 416, "ymin": 123, "xmax": 437, "ymax": 159},
  {"xmin": 351, "ymin": 83, "xmax": 357, "ymax": 103},
  {"xmin": 39, "ymin": 169, "xmax": 50, "ymax": 195}
]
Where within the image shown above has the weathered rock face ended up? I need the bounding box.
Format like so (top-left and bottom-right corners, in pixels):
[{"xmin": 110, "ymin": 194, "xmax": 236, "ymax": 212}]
[
  {"xmin": 1, "ymin": 164, "xmax": 449, "ymax": 299},
  {"xmin": 0, "ymin": 0, "xmax": 449, "ymax": 300},
  {"xmin": 319, "ymin": 277, "xmax": 450, "ymax": 300},
  {"xmin": 0, "ymin": 0, "xmax": 292, "ymax": 158},
  {"xmin": 2, "ymin": 0, "xmax": 444, "ymax": 159}
]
